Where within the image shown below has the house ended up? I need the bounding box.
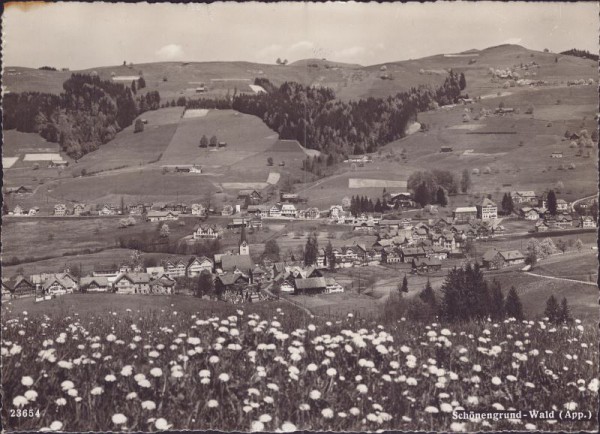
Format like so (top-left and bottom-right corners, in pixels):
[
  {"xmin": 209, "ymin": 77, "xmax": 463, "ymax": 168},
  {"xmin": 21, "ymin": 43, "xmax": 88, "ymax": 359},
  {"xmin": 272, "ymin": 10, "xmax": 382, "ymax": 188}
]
[
  {"xmin": 550, "ymin": 152, "xmax": 563, "ymax": 158},
  {"xmin": 162, "ymin": 258, "xmax": 188, "ymax": 278},
  {"xmin": 280, "ymin": 193, "xmax": 300, "ymax": 203},
  {"xmin": 48, "ymin": 160, "xmax": 68, "ymax": 168},
  {"xmin": 482, "ymin": 248, "xmax": 503, "ymax": 270},
  {"xmin": 238, "ymin": 190, "xmax": 262, "ymax": 203},
  {"xmin": 146, "ymin": 266, "xmax": 166, "ymax": 278},
  {"xmin": 186, "ymin": 256, "xmax": 213, "ymax": 277},
  {"xmin": 279, "ymin": 279, "xmax": 295, "ymax": 293},
  {"xmin": 247, "ymin": 205, "xmax": 270, "ymax": 218},
  {"xmin": 149, "ymin": 277, "xmax": 176, "ymax": 294},
  {"xmin": 426, "ymin": 246, "xmax": 449, "ymax": 260},
  {"xmin": 387, "ymin": 193, "xmax": 415, "ymax": 208},
  {"xmin": 99, "ymin": 205, "xmax": 117, "ymax": 216},
  {"xmin": 80, "ymin": 276, "xmax": 110, "ymax": 292},
  {"xmin": 269, "ymin": 204, "xmax": 282, "ymax": 218},
  {"xmin": 221, "ymin": 205, "xmax": 234, "ymax": 216},
  {"xmin": 12, "ymin": 205, "xmax": 25, "ymax": 216},
  {"xmin": 325, "ymin": 278, "xmax": 344, "ymax": 294},
  {"xmin": 2, "ymin": 279, "xmax": 12, "ymax": 300},
  {"xmin": 146, "ymin": 210, "xmax": 179, "ymax": 222},
  {"xmin": 113, "ymin": 273, "xmax": 151, "ymax": 294},
  {"xmin": 329, "ymin": 205, "xmax": 345, "ymax": 219},
  {"xmin": 294, "ymin": 277, "xmax": 327, "ymax": 294},
  {"xmin": 218, "ymin": 142, "xmax": 227, "ymax": 148},
  {"xmin": 477, "ymin": 198, "xmax": 498, "ymax": 221},
  {"xmin": 581, "ymin": 216, "xmax": 597, "ymax": 228},
  {"xmin": 250, "ymin": 265, "xmax": 267, "ymax": 283},
  {"xmin": 193, "ymin": 224, "xmax": 220, "ymax": 240},
  {"xmin": 556, "ymin": 199, "xmax": 569, "ymax": 212},
  {"xmin": 191, "ymin": 203, "xmax": 206, "ymax": 216},
  {"xmin": 215, "ymin": 273, "xmax": 250, "ymax": 293},
  {"xmin": 41, "ymin": 274, "xmax": 77, "ymax": 295},
  {"xmin": 10, "ymin": 276, "xmax": 36, "ymax": 297},
  {"xmin": 453, "ymin": 206, "xmax": 478, "ymax": 224},
  {"xmin": 73, "ymin": 203, "xmax": 87, "ymax": 216},
  {"xmin": 281, "ymin": 204, "xmax": 297, "ymax": 218},
  {"xmin": 303, "ymin": 208, "xmax": 321, "ymax": 219},
  {"xmin": 412, "ymin": 258, "xmax": 442, "ymax": 273},
  {"xmin": 6, "ymin": 185, "xmax": 33, "ymax": 195},
  {"xmin": 553, "ymin": 213, "xmax": 573, "ymax": 228},
  {"xmin": 28, "ymin": 207, "xmax": 40, "ymax": 216},
  {"xmin": 190, "ymin": 165, "xmax": 202, "ymax": 174},
  {"xmin": 54, "ymin": 204, "xmax": 67, "ymax": 216},
  {"xmin": 440, "ymin": 146, "xmax": 453, "ymax": 153},
  {"xmin": 127, "ymin": 203, "xmax": 145, "ymax": 215},
  {"xmin": 535, "ymin": 220, "xmax": 550, "ymax": 232},
  {"xmin": 498, "ymin": 250, "xmax": 525, "ymax": 267},
  {"xmin": 520, "ymin": 207, "xmax": 540, "ymax": 220},
  {"xmin": 511, "ymin": 191, "xmax": 537, "ymax": 204},
  {"xmin": 400, "ymin": 247, "xmax": 427, "ymax": 263}
]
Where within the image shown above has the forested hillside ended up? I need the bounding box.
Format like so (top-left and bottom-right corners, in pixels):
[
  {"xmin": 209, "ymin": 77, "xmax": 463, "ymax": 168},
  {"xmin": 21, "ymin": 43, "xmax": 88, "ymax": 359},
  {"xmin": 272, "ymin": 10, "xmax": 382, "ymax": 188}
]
[{"xmin": 3, "ymin": 74, "xmax": 160, "ymax": 158}]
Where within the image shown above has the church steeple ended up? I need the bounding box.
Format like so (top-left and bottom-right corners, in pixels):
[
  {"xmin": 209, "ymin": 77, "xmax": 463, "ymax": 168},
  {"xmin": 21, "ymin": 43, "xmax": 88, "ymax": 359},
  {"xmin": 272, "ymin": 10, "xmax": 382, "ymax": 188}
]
[{"xmin": 239, "ymin": 224, "xmax": 249, "ymax": 255}]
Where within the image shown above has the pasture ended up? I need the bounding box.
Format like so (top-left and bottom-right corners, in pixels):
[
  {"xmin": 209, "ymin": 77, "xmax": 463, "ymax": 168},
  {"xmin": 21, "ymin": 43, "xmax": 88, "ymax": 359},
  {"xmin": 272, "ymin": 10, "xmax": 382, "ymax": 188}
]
[{"xmin": 2, "ymin": 293, "xmax": 598, "ymax": 432}]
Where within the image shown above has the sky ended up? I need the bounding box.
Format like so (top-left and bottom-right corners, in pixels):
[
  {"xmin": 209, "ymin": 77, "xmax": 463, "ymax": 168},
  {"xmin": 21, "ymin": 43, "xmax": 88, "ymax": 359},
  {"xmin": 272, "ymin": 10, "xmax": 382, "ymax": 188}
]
[{"xmin": 3, "ymin": 1, "xmax": 598, "ymax": 69}]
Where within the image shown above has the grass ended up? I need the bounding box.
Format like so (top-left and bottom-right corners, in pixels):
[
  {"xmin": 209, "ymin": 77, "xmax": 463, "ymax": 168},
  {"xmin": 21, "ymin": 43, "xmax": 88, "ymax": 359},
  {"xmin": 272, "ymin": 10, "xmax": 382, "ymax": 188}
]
[{"xmin": 1, "ymin": 293, "xmax": 598, "ymax": 432}]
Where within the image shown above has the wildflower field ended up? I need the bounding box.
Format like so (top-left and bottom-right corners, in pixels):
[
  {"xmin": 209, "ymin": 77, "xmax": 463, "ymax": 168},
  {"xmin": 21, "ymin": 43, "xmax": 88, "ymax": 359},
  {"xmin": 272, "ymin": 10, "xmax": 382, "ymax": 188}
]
[{"xmin": 1, "ymin": 296, "xmax": 598, "ymax": 432}]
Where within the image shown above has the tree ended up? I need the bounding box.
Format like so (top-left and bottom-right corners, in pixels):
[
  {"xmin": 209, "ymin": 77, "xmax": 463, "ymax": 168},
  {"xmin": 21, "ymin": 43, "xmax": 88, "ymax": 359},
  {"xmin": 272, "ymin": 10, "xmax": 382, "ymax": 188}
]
[
  {"xmin": 436, "ymin": 187, "xmax": 448, "ymax": 207},
  {"xmin": 263, "ymin": 239, "xmax": 280, "ymax": 261},
  {"xmin": 196, "ymin": 270, "xmax": 214, "ymax": 297},
  {"xmin": 276, "ymin": 58, "xmax": 282, "ymax": 65},
  {"xmin": 414, "ymin": 182, "xmax": 431, "ymax": 207},
  {"xmin": 459, "ymin": 72, "xmax": 467, "ymax": 91},
  {"xmin": 575, "ymin": 239, "xmax": 584, "ymax": 252},
  {"xmin": 267, "ymin": 157, "xmax": 274, "ymax": 166},
  {"xmin": 138, "ymin": 77, "xmax": 146, "ymax": 89},
  {"xmin": 120, "ymin": 196, "xmax": 125, "ymax": 215},
  {"xmin": 501, "ymin": 193, "xmax": 514, "ymax": 215},
  {"xmin": 419, "ymin": 279, "xmax": 437, "ymax": 309},
  {"xmin": 547, "ymin": 190, "xmax": 557, "ymax": 216},
  {"xmin": 556, "ymin": 239, "xmax": 567, "ymax": 253},
  {"xmin": 504, "ymin": 286, "xmax": 524, "ymax": 320},
  {"xmin": 304, "ymin": 233, "xmax": 319, "ymax": 266},
  {"xmin": 131, "ymin": 80, "xmax": 137, "ymax": 94},
  {"xmin": 544, "ymin": 295, "xmax": 560, "ymax": 323},
  {"xmin": 134, "ymin": 119, "xmax": 144, "ymax": 133},
  {"xmin": 160, "ymin": 224, "xmax": 170, "ymax": 238},
  {"xmin": 400, "ymin": 274, "xmax": 409, "ymax": 294},
  {"xmin": 460, "ymin": 169, "xmax": 471, "ymax": 193},
  {"xmin": 557, "ymin": 297, "xmax": 572, "ymax": 324},
  {"xmin": 490, "ymin": 279, "xmax": 504, "ymax": 320},
  {"xmin": 325, "ymin": 241, "xmax": 336, "ymax": 271},
  {"xmin": 209, "ymin": 135, "xmax": 218, "ymax": 146},
  {"xmin": 199, "ymin": 135, "xmax": 208, "ymax": 148}
]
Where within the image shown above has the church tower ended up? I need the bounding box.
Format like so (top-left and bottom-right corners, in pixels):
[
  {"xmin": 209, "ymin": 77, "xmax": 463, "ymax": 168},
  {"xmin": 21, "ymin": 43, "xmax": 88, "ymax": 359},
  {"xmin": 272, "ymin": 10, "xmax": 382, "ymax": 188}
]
[{"xmin": 239, "ymin": 224, "xmax": 249, "ymax": 255}]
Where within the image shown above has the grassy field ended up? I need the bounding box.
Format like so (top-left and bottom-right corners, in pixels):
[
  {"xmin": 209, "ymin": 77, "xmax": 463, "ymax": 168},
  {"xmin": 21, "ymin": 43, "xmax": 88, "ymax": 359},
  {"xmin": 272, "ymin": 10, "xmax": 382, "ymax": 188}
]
[
  {"xmin": 532, "ymin": 251, "xmax": 598, "ymax": 282},
  {"xmin": 72, "ymin": 108, "xmax": 184, "ymax": 174},
  {"xmin": 1, "ymin": 217, "xmax": 199, "ymax": 263}
]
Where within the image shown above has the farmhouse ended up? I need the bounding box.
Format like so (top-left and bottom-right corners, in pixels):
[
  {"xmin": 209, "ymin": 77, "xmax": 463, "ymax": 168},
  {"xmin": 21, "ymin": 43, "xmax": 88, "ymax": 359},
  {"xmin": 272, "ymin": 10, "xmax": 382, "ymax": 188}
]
[
  {"xmin": 412, "ymin": 258, "xmax": 442, "ymax": 273},
  {"xmin": 73, "ymin": 203, "xmax": 88, "ymax": 216},
  {"xmin": 477, "ymin": 198, "xmax": 498, "ymax": 221},
  {"xmin": 535, "ymin": 220, "xmax": 550, "ymax": 232},
  {"xmin": 12, "ymin": 205, "xmax": 25, "ymax": 216},
  {"xmin": 550, "ymin": 152, "xmax": 563, "ymax": 159},
  {"xmin": 54, "ymin": 204, "xmax": 67, "ymax": 216},
  {"xmin": 325, "ymin": 278, "xmax": 344, "ymax": 294},
  {"xmin": 113, "ymin": 273, "xmax": 151, "ymax": 294},
  {"xmin": 8, "ymin": 276, "xmax": 35, "ymax": 297},
  {"xmin": 498, "ymin": 250, "xmax": 525, "ymax": 267},
  {"xmin": 400, "ymin": 247, "xmax": 427, "ymax": 263},
  {"xmin": 269, "ymin": 204, "xmax": 282, "ymax": 217},
  {"xmin": 219, "ymin": 254, "xmax": 253, "ymax": 274},
  {"xmin": 301, "ymin": 207, "xmax": 321, "ymax": 219},
  {"xmin": 553, "ymin": 213, "xmax": 573, "ymax": 229},
  {"xmin": 280, "ymin": 193, "xmax": 306, "ymax": 203},
  {"xmin": 215, "ymin": 274, "xmax": 250, "ymax": 293},
  {"xmin": 247, "ymin": 205, "xmax": 270, "ymax": 218},
  {"xmin": 191, "ymin": 203, "xmax": 206, "ymax": 216},
  {"xmin": 190, "ymin": 165, "xmax": 202, "ymax": 174},
  {"xmin": 146, "ymin": 210, "xmax": 180, "ymax": 222},
  {"xmin": 187, "ymin": 256, "xmax": 214, "ymax": 277},
  {"xmin": 193, "ymin": 224, "xmax": 220, "ymax": 240},
  {"xmin": 80, "ymin": 276, "xmax": 110, "ymax": 292},
  {"xmin": 387, "ymin": 192, "xmax": 415, "ymax": 208},
  {"xmin": 5, "ymin": 185, "xmax": 34, "ymax": 195},
  {"xmin": 41, "ymin": 274, "xmax": 77, "ymax": 295},
  {"xmin": 238, "ymin": 189, "xmax": 262, "ymax": 203},
  {"xmin": 511, "ymin": 191, "xmax": 537, "ymax": 204},
  {"xmin": 329, "ymin": 205, "xmax": 345, "ymax": 219},
  {"xmin": 453, "ymin": 206, "xmax": 477, "ymax": 224},
  {"xmin": 581, "ymin": 216, "xmax": 597, "ymax": 228},
  {"xmin": 99, "ymin": 204, "xmax": 117, "ymax": 216},
  {"xmin": 149, "ymin": 277, "xmax": 176, "ymax": 294},
  {"xmin": 556, "ymin": 199, "xmax": 569, "ymax": 212},
  {"xmin": 294, "ymin": 277, "xmax": 327, "ymax": 294},
  {"xmin": 162, "ymin": 259, "xmax": 187, "ymax": 278},
  {"xmin": 520, "ymin": 207, "xmax": 540, "ymax": 220},
  {"xmin": 2, "ymin": 280, "xmax": 12, "ymax": 300},
  {"xmin": 28, "ymin": 207, "xmax": 40, "ymax": 216}
]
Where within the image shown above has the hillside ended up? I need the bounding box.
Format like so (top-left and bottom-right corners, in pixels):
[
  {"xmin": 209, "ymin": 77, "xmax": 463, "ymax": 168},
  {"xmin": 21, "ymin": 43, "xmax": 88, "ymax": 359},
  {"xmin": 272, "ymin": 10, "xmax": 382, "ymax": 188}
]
[{"xmin": 6, "ymin": 45, "xmax": 595, "ymax": 103}]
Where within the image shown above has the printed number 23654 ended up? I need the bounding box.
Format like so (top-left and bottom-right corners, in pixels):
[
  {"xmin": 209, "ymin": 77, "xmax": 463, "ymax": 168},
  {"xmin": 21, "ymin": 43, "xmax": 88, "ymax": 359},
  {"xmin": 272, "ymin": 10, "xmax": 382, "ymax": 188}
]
[{"xmin": 11, "ymin": 409, "xmax": 40, "ymax": 417}]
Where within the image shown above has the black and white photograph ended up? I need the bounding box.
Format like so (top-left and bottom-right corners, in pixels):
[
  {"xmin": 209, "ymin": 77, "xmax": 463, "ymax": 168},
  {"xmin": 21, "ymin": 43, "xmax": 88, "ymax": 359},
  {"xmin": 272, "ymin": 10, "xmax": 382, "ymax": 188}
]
[{"xmin": 1, "ymin": 1, "xmax": 598, "ymax": 432}]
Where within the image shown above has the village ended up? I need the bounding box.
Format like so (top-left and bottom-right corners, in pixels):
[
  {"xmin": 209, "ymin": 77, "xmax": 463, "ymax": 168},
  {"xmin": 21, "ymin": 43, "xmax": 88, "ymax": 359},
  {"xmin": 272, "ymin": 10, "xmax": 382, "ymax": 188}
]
[{"xmin": 2, "ymin": 184, "xmax": 596, "ymax": 305}]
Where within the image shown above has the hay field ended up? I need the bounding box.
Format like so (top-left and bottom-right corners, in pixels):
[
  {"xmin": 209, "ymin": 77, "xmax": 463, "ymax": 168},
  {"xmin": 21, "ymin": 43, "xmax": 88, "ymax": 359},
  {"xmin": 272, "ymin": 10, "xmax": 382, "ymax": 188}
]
[
  {"xmin": 160, "ymin": 110, "xmax": 277, "ymax": 167},
  {"xmin": 349, "ymin": 178, "xmax": 408, "ymax": 188}
]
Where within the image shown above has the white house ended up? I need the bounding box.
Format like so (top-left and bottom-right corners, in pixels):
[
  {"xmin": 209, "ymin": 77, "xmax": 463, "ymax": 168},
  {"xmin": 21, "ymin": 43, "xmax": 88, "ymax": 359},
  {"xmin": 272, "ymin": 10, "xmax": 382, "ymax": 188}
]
[
  {"xmin": 146, "ymin": 211, "xmax": 179, "ymax": 222},
  {"xmin": 193, "ymin": 224, "xmax": 220, "ymax": 240},
  {"xmin": 269, "ymin": 204, "xmax": 282, "ymax": 218},
  {"xmin": 477, "ymin": 198, "xmax": 498, "ymax": 221},
  {"xmin": 186, "ymin": 256, "xmax": 213, "ymax": 277},
  {"xmin": 113, "ymin": 273, "xmax": 151, "ymax": 294},
  {"xmin": 54, "ymin": 204, "xmax": 67, "ymax": 216},
  {"xmin": 281, "ymin": 204, "xmax": 297, "ymax": 218},
  {"xmin": 191, "ymin": 203, "xmax": 206, "ymax": 216}
]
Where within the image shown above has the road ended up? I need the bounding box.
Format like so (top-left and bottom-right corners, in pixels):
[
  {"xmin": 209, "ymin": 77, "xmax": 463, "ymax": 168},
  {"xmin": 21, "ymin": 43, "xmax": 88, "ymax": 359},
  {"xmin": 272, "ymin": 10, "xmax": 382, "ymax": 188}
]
[{"xmin": 524, "ymin": 271, "xmax": 597, "ymax": 287}]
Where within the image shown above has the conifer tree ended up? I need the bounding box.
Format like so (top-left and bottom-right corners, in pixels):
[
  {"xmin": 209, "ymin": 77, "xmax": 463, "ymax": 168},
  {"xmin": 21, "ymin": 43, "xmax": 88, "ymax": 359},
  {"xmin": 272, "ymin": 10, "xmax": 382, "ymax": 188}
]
[
  {"xmin": 489, "ymin": 279, "xmax": 505, "ymax": 320},
  {"xmin": 557, "ymin": 297, "xmax": 572, "ymax": 324},
  {"xmin": 504, "ymin": 286, "xmax": 524, "ymax": 320},
  {"xmin": 400, "ymin": 274, "xmax": 409, "ymax": 293},
  {"xmin": 419, "ymin": 279, "xmax": 437, "ymax": 308},
  {"xmin": 544, "ymin": 295, "xmax": 560, "ymax": 323}
]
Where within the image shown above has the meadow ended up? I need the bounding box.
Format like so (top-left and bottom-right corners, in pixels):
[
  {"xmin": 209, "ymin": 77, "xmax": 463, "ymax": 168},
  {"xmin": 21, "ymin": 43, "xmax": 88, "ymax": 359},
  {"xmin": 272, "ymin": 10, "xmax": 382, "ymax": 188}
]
[{"xmin": 1, "ymin": 294, "xmax": 598, "ymax": 432}]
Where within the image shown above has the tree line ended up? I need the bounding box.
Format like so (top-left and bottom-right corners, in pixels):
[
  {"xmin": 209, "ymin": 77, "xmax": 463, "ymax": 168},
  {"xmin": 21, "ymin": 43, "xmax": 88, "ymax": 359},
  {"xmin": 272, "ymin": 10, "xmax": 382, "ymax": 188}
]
[{"xmin": 3, "ymin": 74, "xmax": 160, "ymax": 158}]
